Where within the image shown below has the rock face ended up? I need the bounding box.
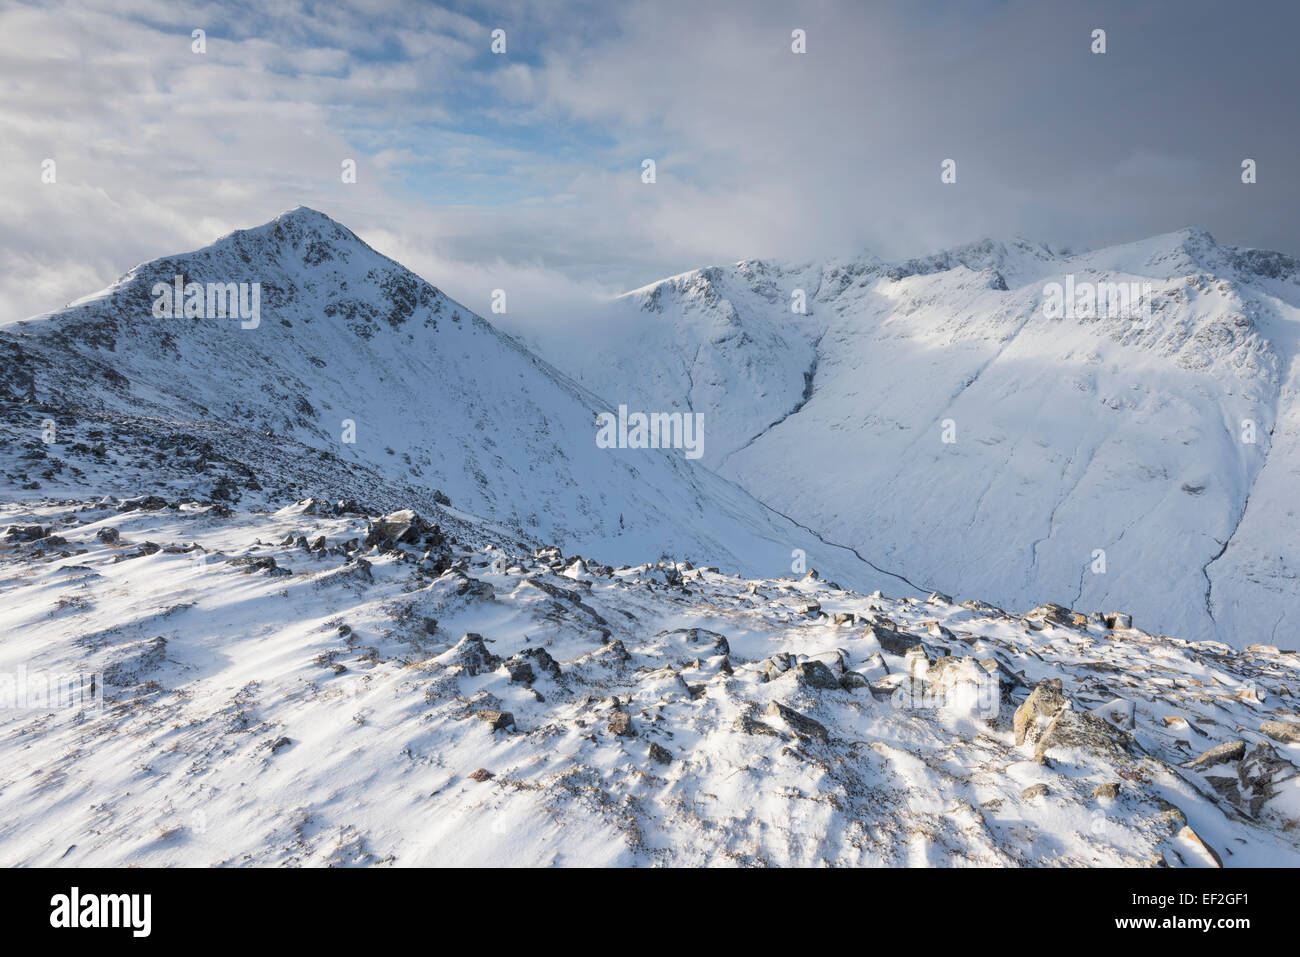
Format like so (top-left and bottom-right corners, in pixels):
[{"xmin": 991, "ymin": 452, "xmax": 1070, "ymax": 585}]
[
  {"xmin": 1013, "ymin": 679, "xmax": 1136, "ymax": 762},
  {"xmin": 765, "ymin": 701, "xmax": 828, "ymax": 742},
  {"xmin": 364, "ymin": 509, "xmax": 441, "ymax": 551},
  {"xmin": 1014, "ymin": 680, "xmax": 1068, "ymax": 746},
  {"xmin": 1260, "ymin": 720, "xmax": 1300, "ymax": 744},
  {"xmin": 1199, "ymin": 741, "xmax": 1295, "ymax": 819},
  {"xmin": 439, "ymin": 633, "xmax": 501, "ymax": 676},
  {"xmin": 476, "ymin": 709, "xmax": 515, "ymax": 732},
  {"xmin": 608, "ymin": 710, "xmax": 635, "ymax": 737},
  {"xmin": 793, "ymin": 660, "xmax": 841, "ymax": 690},
  {"xmin": 865, "ymin": 623, "xmax": 922, "ymax": 656},
  {"xmin": 1187, "ymin": 740, "xmax": 1247, "ymax": 770},
  {"xmin": 1025, "ymin": 603, "xmax": 1074, "ymax": 626}
]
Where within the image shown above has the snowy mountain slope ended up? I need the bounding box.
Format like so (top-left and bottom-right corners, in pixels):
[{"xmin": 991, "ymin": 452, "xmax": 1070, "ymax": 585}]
[
  {"xmin": 6, "ymin": 212, "xmax": 1300, "ymax": 869},
  {"xmin": 580, "ymin": 259, "xmax": 827, "ymax": 468},
  {"xmin": 534, "ymin": 231, "xmax": 1300, "ymax": 648},
  {"xmin": 3, "ymin": 494, "xmax": 1298, "ymax": 866},
  {"xmin": 0, "ymin": 207, "xmax": 910, "ymax": 593}
]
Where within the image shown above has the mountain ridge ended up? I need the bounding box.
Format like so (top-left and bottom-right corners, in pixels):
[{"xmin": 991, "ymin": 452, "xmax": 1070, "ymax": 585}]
[
  {"xmin": 0, "ymin": 206, "xmax": 912, "ymax": 594},
  {"xmin": 536, "ymin": 226, "xmax": 1300, "ymax": 648}
]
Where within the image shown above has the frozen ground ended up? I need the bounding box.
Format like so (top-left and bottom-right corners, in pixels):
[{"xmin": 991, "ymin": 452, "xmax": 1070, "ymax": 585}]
[
  {"xmin": 1, "ymin": 497, "xmax": 1298, "ymax": 866},
  {"xmin": 3, "ymin": 209, "xmax": 1299, "ymax": 866},
  {"xmin": 535, "ymin": 233, "xmax": 1300, "ymax": 647}
]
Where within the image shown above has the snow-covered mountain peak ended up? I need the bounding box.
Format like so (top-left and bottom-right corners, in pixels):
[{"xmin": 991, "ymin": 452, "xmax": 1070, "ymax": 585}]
[{"xmin": 1, "ymin": 210, "xmax": 922, "ymax": 594}]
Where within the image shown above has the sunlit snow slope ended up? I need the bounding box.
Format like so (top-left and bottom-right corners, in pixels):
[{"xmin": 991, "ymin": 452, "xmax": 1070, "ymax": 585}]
[
  {"xmin": 0, "ymin": 207, "xmax": 909, "ymax": 593},
  {"xmin": 544, "ymin": 234, "xmax": 1300, "ymax": 648}
]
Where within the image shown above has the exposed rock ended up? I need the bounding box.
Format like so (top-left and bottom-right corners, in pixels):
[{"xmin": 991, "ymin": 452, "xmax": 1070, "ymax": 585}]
[
  {"xmin": 733, "ymin": 713, "xmax": 784, "ymax": 737},
  {"xmin": 1022, "ymin": 783, "xmax": 1050, "ymax": 800},
  {"xmin": 515, "ymin": 646, "xmax": 561, "ymax": 679},
  {"xmin": 502, "ymin": 659, "xmax": 535, "ymax": 684},
  {"xmin": 1014, "ymin": 679, "xmax": 1067, "ymax": 746},
  {"xmin": 1177, "ymin": 825, "xmax": 1223, "ymax": 867},
  {"xmin": 765, "ymin": 701, "xmax": 828, "ymax": 742},
  {"xmin": 659, "ymin": 627, "xmax": 730, "ymax": 656},
  {"xmin": 469, "ymin": 768, "xmax": 494, "ymax": 783},
  {"xmin": 95, "ymin": 526, "xmax": 120, "ymax": 545},
  {"xmin": 864, "ymin": 623, "xmax": 922, "ymax": 656},
  {"xmin": 438, "ymin": 633, "xmax": 501, "ymax": 676},
  {"xmin": 608, "ymin": 710, "xmax": 635, "ymax": 737},
  {"xmin": 1205, "ymin": 741, "xmax": 1296, "ymax": 819},
  {"xmin": 1186, "ymin": 739, "xmax": 1247, "ymax": 770},
  {"xmin": 839, "ymin": 671, "xmax": 869, "ymax": 691},
  {"xmin": 648, "ymin": 742, "xmax": 673, "ymax": 764},
  {"xmin": 1026, "ymin": 603, "xmax": 1073, "ymax": 625},
  {"xmin": 228, "ymin": 555, "xmax": 290, "ymax": 576},
  {"xmin": 476, "ymin": 709, "xmax": 515, "ymax": 731},
  {"xmin": 761, "ymin": 653, "xmax": 794, "ymax": 681},
  {"xmin": 1260, "ymin": 720, "xmax": 1300, "ymax": 744},
  {"xmin": 117, "ymin": 495, "xmax": 169, "ymax": 512},
  {"xmin": 364, "ymin": 509, "xmax": 442, "ymax": 552},
  {"xmin": 1035, "ymin": 708, "xmax": 1136, "ymax": 762},
  {"xmin": 792, "ymin": 659, "xmax": 841, "ymax": 690},
  {"xmin": 1092, "ymin": 782, "xmax": 1121, "ymax": 800}
]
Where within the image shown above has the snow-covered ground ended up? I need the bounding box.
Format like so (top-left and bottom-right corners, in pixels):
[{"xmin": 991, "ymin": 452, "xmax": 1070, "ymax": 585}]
[
  {"xmin": 3, "ymin": 497, "xmax": 1299, "ymax": 866},
  {"xmin": 537, "ymin": 233, "xmax": 1300, "ymax": 648},
  {"xmin": 4, "ymin": 208, "xmax": 1299, "ymax": 866}
]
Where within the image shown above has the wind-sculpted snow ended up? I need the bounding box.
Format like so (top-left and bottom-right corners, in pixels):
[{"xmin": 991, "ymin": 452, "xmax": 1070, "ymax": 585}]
[
  {"xmin": 2, "ymin": 497, "xmax": 1298, "ymax": 866},
  {"xmin": 537, "ymin": 229, "xmax": 1300, "ymax": 648},
  {"xmin": 4, "ymin": 210, "xmax": 1300, "ymax": 867}
]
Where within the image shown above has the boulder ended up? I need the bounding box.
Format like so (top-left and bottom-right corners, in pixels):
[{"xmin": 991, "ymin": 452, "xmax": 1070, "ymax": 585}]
[
  {"xmin": 765, "ymin": 701, "xmax": 828, "ymax": 742},
  {"xmin": 438, "ymin": 633, "xmax": 501, "ymax": 676},
  {"xmin": 733, "ymin": 713, "xmax": 784, "ymax": 737},
  {"xmin": 1025, "ymin": 603, "xmax": 1073, "ymax": 625},
  {"xmin": 364, "ymin": 509, "xmax": 437, "ymax": 551},
  {"xmin": 476, "ymin": 709, "xmax": 515, "ymax": 731},
  {"xmin": 1261, "ymin": 720, "xmax": 1300, "ymax": 745},
  {"xmin": 609, "ymin": 710, "xmax": 635, "ymax": 737},
  {"xmin": 3, "ymin": 524, "xmax": 46, "ymax": 542},
  {"xmin": 1014, "ymin": 680, "xmax": 1067, "ymax": 746},
  {"xmin": 792, "ymin": 660, "xmax": 841, "ymax": 690},
  {"xmin": 864, "ymin": 623, "xmax": 920, "ymax": 656},
  {"xmin": 1186, "ymin": 740, "xmax": 1247, "ymax": 770}
]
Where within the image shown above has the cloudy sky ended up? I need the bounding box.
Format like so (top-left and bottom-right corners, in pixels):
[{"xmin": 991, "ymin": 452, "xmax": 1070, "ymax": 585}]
[{"xmin": 2, "ymin": 0, "xmax": 1298, "ymax": 328}]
